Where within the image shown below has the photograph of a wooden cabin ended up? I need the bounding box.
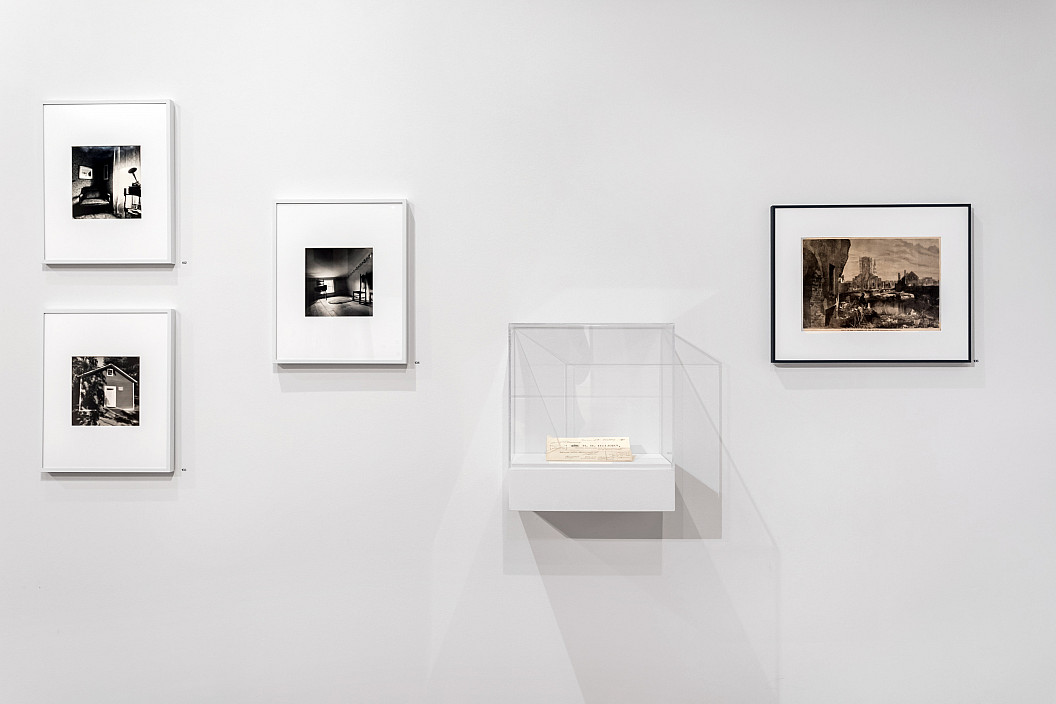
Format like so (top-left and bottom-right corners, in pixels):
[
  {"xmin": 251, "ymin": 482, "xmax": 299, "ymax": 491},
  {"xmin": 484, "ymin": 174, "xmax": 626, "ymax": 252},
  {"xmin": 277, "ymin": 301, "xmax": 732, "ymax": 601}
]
[{"xmin": 71, "ymin": 356, "xmax": 140, "ymax": 426}]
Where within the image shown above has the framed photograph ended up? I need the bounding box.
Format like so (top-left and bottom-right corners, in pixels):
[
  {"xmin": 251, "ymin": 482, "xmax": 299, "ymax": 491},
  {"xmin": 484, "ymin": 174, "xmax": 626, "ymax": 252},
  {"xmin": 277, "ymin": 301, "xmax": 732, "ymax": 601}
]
[
  {"xmin": 275, "ymin": 200, "xmax": 407, "ymax": 364},
  {"xmin": 772, "ymin": 204, "xmax": 972, "ymax": 363},
  {"xmin": 43, "ymin": 310, "xmax": 174, "ymax": 472},
  {"xmin": 43, "ymin": 100, "xmax": 175, "ymax": 264}
]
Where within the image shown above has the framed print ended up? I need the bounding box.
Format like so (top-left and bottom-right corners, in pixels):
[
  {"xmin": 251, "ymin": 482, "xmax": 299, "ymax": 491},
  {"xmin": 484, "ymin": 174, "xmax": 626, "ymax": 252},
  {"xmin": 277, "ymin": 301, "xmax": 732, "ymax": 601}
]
[
  {"xmin": 43, "ymin": 310, "xmax": 174, "ymax": 472},
  {"xmin": 275, "ymin": 200, "xmax": 407, "ymax": 364},
  {"xmin": 43, "ymin": 100, "xmax": 175, "ymax": 264},
  {"xmin": 772, "ymin": 204, "xmax": 972, "ymax": 363}
]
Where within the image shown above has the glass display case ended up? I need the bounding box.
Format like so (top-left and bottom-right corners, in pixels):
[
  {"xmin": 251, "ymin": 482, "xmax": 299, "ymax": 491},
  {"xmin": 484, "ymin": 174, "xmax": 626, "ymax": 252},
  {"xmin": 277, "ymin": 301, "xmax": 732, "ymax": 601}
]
[{"xmin": 508, "ymin": 323, "xmax": 718, "ymax": 511}]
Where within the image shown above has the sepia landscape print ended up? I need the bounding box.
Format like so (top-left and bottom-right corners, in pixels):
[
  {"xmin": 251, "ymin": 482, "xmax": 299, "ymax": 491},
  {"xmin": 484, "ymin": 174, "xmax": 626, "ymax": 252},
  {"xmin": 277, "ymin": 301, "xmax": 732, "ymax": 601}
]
[
  {"xmin": 803, "ymin": 237, "xmax": 940, "ymax": 331},
  {"xmin": 71, "ymin": 356, "xmax": 140, "ymax": 426}
]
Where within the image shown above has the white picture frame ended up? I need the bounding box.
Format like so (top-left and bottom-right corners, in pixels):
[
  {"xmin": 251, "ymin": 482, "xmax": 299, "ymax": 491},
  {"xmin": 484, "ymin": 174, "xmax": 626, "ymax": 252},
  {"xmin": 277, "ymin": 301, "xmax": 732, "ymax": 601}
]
[
  {"xmin": 42, "ymin": 310, "xmax": 175, "ymax": 473},
  {"xmin": 274, "ymin": 200, "xmax": 408, "ymax": 364},
  {"xmin": 772, "ymin": 204, "xmax": 972, "ymax": 363},
  {"xmin": 43, "ymin": 100, "xmax": 175, "ymax": 265}
]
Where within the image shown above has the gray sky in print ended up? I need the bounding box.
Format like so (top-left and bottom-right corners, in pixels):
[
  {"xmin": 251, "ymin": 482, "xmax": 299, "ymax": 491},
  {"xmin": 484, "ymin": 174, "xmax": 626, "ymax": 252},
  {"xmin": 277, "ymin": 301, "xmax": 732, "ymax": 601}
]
[{"xmin": 808, "ymin": 237, "xmax": 941, "ymax": 281}]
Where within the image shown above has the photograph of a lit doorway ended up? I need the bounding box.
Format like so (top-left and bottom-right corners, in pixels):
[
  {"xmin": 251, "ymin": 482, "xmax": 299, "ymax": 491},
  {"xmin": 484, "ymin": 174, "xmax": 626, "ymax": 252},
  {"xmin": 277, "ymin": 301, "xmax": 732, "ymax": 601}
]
[
  {"xmin": 71, "ymin": 146, "xmax": 141, "ymax": 219},
  {"xmin": 305, "ymin": 247, "xmax": 373, "ymax": 316}
]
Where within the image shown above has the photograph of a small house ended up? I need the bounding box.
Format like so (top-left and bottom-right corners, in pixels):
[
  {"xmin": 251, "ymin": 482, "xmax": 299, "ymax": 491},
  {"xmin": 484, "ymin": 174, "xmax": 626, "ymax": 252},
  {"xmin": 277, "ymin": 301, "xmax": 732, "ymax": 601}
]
[
  {"xmin": 71, "ymin": 146, "xmax": 141, "ymax": 219},
  {"xmin": 305, "ymin": 247, "xmax": 373, "ymax": 316},
  {"xmin": 71, "ymin": 356, "xmax": 140, "ymax": 426}
]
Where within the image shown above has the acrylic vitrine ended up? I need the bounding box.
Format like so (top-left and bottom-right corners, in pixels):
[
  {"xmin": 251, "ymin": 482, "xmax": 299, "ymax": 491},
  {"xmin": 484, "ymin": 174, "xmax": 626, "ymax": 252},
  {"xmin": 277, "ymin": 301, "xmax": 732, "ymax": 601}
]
[{"xmin": 508, "ymin": 323, "xmax": 716, "ymax": 512}]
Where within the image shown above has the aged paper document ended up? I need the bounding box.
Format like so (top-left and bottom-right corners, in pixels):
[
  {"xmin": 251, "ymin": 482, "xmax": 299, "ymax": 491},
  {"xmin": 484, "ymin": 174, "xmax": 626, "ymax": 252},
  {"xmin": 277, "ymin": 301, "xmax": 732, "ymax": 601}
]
[{"xmin": 545, "ymin": 436, "xmax": 634, "ymax": 463}]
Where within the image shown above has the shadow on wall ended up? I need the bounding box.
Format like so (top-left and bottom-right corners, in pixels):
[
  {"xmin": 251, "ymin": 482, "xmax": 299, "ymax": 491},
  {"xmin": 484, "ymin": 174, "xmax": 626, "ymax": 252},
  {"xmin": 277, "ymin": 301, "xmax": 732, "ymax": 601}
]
[{"xmin": 502, "ymin": 336, "xmax": 779, "ymax": 702}]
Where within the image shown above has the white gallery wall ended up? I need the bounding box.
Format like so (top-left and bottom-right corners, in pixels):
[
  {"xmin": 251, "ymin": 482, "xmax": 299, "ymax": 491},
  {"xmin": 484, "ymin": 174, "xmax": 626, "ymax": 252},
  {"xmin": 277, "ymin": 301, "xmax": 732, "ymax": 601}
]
[{"xmin": 2, "ymin": 1, "xmax": 1055, "ymax": 701}]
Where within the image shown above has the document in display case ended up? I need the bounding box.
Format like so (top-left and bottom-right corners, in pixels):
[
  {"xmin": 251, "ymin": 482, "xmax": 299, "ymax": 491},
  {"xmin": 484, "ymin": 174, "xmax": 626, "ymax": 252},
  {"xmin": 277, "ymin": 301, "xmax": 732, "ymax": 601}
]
[{"xmin": 508, "ymin": 323, "xmax": 718, "ymax": 512}]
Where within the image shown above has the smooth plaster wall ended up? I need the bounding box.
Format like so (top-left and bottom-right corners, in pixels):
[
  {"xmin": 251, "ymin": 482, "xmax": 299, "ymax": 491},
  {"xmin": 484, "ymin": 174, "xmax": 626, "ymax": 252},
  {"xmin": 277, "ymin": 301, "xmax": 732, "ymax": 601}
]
[{"xmin": 2, "ymin": 1, "xmax": 1056, "ymax": 702}]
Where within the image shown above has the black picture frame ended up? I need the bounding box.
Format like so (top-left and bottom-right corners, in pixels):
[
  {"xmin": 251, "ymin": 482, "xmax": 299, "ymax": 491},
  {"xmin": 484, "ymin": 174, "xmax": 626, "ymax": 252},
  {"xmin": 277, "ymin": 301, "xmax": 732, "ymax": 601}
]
[{"xmin": 771, "ymin": 203, "xmax": 972, "ymax": 364}]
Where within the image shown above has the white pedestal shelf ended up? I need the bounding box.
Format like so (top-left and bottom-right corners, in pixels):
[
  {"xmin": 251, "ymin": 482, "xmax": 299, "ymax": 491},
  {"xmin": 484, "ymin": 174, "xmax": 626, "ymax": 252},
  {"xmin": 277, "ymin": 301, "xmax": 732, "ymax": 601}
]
[{"xmin": 508, "ymin": 453, "xmax": 675, "ymax": 512}]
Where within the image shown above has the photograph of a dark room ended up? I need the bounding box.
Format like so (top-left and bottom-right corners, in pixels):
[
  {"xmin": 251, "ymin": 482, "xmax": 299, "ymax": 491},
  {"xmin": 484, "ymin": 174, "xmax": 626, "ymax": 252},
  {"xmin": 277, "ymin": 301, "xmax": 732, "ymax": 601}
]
[
  {"xmin": 71, "ymin": 145, "xmax": 141, "ymax": 219},
  {"xmin": 305, "ymin": 247, "xmax": 373, "ymax": 317}
]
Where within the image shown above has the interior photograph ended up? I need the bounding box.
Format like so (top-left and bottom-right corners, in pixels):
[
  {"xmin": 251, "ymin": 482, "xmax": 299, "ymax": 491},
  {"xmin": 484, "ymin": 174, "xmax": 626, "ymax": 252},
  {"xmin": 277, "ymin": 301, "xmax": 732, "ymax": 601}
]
[
  {"xmin": 71, "ymin": 145, "xmax": 141, "ymax": 219},
  {"xmin": 304, "ymin": 247, "xmax": 373, "ymax": 316}
]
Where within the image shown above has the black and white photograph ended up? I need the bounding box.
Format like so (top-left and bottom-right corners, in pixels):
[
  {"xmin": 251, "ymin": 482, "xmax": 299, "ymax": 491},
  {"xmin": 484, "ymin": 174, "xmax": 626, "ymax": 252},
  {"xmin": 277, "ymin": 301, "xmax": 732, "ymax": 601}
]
[
  {"xmin": 802, "ymin": 237, "xmax": 940, "ymax": 331},
  {"xmin": 71, "ymin": 356, "xmax": 140, "ymax": 426},
  {"xmin": 305, "ymin": 247, "xmax": 373, "ymax": 316},
  {"xmin": 44, "ymin": 100, "xmax": 174, "ymax": 264},
  {"xmin": 71, "ymin": 146, "xmax": 141, "ymax": 219},
  {"xmin": 44, "ymin": 310, "xmax": 173, "ymax": 472},
  {"xmin": 275, "ymin": 200, "xmax": 406, "ymax": 364}
]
